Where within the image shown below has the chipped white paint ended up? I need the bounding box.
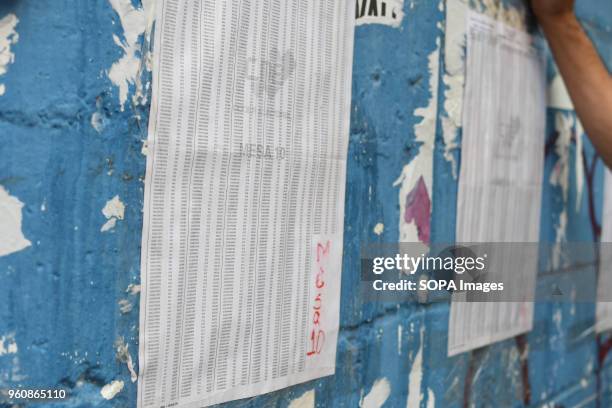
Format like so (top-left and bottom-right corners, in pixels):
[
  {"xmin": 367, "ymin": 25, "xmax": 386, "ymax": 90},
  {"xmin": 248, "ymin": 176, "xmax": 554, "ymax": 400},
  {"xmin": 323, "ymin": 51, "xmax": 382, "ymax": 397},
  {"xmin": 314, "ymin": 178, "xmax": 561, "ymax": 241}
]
[
  {"xmin": 100, "ymin": 380, "xmax": 124, "ymax": 400},
  {"xmin": 108, "ymin": 0, "xmax": 146, "ymax": 111},
  {"xmin": 0, "ymin": 186, "xmax": 31, "ymax": 257},
  {"xmin": 118, "ymin": 298, "xmax": 133, "ymax": 314},
  {"xmin": 127, "ymin": 351, "xmax": 139, "ymax": 383},
  {"xmin": 426, "ymin": 388, "xmax": 436, "ymax": 408},
  {"xmin": 101, "ymin": 195, "xmax": 125, "ymax": 232},
  {"xmin": 141, "ymin": 0, "xmax": 157, "ymax": 41},
  {"xmin": 0, "ymin": 333, "xmax": 18, "ymax": 355},
  {"xmin": 137, "ymin": 0, "xmax": 157, "ymax": 103},
  {"xmin": 115, "ymin": 337, "xmax": 137, "ymax": 382},
  {"xmin": 442, "ymin": 0, "xmax": 468, "ymax": 178},
  {"xmin": 550, "ymin": 113, "xmax": 574, "ymax": 202},
  {"xmin": 585, "ymin": 359, "xmax": 594, "ymax": 376},
  {"xmin": 407, "ymin": 326, "xmax": 425, "ymax": 408},
  {"xmin": 0, "ymin": 13, "xmax": 18, "ymax": 96},
  {"xmin": 288, "ymin": 389, "xmax": 315, "ymax": 408},
  {"xmin": 91, "ymin": 92, "xmax": 107, "ymax": 133},
  {"xmin": 394, "ymin": 39, "xmax": 440, "ymax": 243},
  {"xmin": 549, "ymin": 111, "xmax": 585, "ymax": 265},
  {"xmin": 441, "ymin": 84, "xmax": 462, "ymax": 179},
  {"xmin": 91, "ymin": 112, "xmax": 105, "ymax": 133},
  {"xmin": 575, "ymin": 119, "xmax": 584, "ymax": 212},
  {"xmin": 548, "ymin": 73, "xmax": 574, "ymax": 110},
  {"xmin": 101, "ymin": 217, "xmax": 117, "ymax": 232},
  {"xmin": 355, "ymin": 0, "xmax": 404, "ymax": 28},
  {"xmin": 2, "ymin": 354, "xmax": 25, "ymax": 382},
  {"xmin": 549, "ymin": 112, "xmax": 584, "ymax": 268},
  {"xmin": 360, "ymin": 378, "xmax": 391, "ymax": 408},
  {"xmin": 412, "ymin": 41, "xmax": 440, "ymax": 158},
  {"xmin": 397, "ymin": 324, "xmax": 403, "ymax": 355},
  {"xmin": 553, "ymin": 308, "xmax": 563, "ymax": 332},
  {"xmin": 0, "ymin": 14, "xmax": 18, "ymax": 76},
  {"xmin": 126, "ymin": 283, "xmax": 141, "ymax": 295},
  {"xmin": 552, "ymin": 210, "xmax": 568, "ymax": 269},
  {"xmin": 373, "ymin": 223, "xmax": 385, "ymax": 236}
]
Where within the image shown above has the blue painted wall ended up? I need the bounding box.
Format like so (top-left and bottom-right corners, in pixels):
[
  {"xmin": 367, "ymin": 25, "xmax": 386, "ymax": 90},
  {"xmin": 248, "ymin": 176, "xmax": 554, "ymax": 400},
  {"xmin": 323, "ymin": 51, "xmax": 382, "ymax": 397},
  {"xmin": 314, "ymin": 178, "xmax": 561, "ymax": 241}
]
[{"xmin": 1, "ymin": 0, "xmax": 611, "ymax": 407}]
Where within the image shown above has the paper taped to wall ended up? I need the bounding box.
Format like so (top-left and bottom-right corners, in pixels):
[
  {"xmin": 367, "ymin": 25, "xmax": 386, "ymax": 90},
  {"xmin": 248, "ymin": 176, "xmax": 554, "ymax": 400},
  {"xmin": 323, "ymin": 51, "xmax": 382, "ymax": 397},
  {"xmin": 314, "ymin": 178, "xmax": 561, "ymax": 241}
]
[
  {"xmin": 597, "ymin": 170, "xmax": 612, "ymax": 332},
  {"xmin": 137, "ymin": 1, "xmax": 354, "ymax": 406},
  {"xmin": 448, "ymin": 12, "xmax": 546, "ymax": 356}
]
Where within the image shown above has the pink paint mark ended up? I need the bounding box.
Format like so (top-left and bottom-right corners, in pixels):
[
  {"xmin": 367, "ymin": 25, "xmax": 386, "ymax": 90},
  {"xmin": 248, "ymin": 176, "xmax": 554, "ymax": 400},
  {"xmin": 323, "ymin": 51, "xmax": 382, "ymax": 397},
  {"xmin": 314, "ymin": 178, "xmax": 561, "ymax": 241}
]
[{"xmin": 404, "ymin": 176, "xmax": 431, "ymax": 244}]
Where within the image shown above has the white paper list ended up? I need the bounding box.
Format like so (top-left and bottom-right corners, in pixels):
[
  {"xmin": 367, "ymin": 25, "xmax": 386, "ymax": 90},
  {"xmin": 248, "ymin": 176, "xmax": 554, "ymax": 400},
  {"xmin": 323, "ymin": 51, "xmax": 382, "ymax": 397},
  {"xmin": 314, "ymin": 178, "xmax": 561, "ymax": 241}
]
[
  {"xmin": 137, "ymin": 1, "xmax": 354, "ymax": 407},
  {"xmin": 597, "ymin": 169, "xmax": 612, "ymax": 332},
  {"xmin": 448, "ymin": 12, "xmax": 546, "ymax": 356}
]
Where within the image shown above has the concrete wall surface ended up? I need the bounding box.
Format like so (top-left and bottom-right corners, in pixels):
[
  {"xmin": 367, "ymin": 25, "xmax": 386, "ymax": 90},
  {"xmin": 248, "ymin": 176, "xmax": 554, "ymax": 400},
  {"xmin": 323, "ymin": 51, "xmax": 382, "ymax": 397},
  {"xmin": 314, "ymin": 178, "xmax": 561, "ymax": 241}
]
[{"xmin": 1, "ymin": 0, "xmax": 612, "ymax": 406}]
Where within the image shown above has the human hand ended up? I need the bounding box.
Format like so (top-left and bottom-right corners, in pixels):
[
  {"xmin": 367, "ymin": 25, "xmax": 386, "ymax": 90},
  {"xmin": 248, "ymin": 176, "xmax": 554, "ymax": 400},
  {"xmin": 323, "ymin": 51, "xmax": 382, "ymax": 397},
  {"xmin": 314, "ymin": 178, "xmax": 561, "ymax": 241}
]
[{"xmin": 531, "ymin": 0, "xmax": 575, "ymax": 21}]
